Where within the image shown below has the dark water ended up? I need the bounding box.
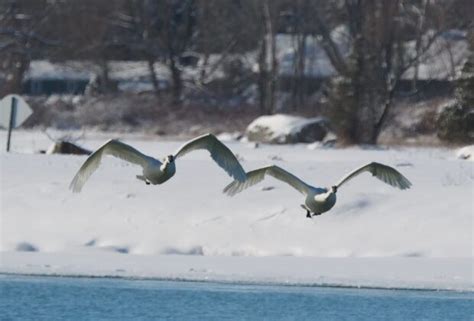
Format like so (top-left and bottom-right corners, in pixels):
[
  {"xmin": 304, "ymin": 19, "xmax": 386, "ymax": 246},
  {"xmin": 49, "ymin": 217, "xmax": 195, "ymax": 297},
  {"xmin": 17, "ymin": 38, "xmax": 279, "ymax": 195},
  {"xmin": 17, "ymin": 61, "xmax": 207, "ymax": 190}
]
[{"xmin": 0, "ymin": 275, "xmax": 472, "ymax": 321}]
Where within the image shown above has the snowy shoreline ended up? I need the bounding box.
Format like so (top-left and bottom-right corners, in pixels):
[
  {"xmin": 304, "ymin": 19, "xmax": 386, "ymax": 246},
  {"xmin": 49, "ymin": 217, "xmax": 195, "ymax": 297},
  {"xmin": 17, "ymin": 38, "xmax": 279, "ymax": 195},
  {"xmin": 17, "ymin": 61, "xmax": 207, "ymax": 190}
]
[
  {"xmin": 1, "ymin": 252, "xmax": 472, "ymax": 292},
  {"xmin": 1, "ymin": 130, "xmax": 472, "ymax": 293}
]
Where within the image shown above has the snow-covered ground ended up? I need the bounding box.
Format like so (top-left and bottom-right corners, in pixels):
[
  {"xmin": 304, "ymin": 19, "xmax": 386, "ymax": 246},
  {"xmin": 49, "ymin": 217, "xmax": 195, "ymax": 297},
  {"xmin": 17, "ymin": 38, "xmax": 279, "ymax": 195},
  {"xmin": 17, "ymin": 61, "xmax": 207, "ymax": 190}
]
[{"xmin": 1, "ymin": 130, "xmax": 472, "ymax": 291}]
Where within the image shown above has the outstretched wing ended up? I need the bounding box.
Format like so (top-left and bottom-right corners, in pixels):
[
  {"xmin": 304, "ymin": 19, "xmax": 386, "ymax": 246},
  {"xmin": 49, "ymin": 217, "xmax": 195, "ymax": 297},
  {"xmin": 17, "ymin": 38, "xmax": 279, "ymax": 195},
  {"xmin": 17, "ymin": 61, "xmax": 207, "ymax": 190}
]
[
  {"xmin": 223, "ymin": 165, "xmax": 310, "ymax": 196},
  {"xmin": 335, "ymin": 162, "xmax": 412, "ymax": 190},
  {"xmin": 69, "ymin": 139, "xmax": 152, "ymax": 193},
  {"xmin": 174, "ymin": 133, "xmax": 246, "ymax": 182}
]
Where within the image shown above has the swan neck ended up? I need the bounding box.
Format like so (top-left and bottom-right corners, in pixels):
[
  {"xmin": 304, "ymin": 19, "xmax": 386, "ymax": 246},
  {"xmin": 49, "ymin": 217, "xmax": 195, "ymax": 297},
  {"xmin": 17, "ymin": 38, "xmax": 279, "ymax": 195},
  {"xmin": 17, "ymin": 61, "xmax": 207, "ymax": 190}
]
[{"xmin": 160, "ymin": 161, "xmax": 172, "ymax": 172}]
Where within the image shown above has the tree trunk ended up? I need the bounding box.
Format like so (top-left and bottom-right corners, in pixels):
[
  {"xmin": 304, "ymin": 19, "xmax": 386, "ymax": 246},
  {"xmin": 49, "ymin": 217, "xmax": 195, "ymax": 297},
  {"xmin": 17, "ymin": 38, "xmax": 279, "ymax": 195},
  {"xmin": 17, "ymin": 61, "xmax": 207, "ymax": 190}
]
[
  {"xmin": 256, "ymin": 0, "xmax": 277, "ymax": 115},
  {"xmin": 257, "ymin": 38, "xmax": 269, "ymax": 114},
  {"xmin": 147, "ymin": 58, "xmax": 160, "ymax": 95},
  {"xmin": 169, "ymin": 55, "xmax": 182, "ymax": 104},
  {"xmin": 292, "ymin": 33, "xmax": 307, "ymax": 110},
  {"xmin": 335, "ymin": 0, "xmax": 395, "ymax": 145},
  {"xmin": 99, "ymin": 58, "xmax": 115, "ymax": 94},
  {"xmin": 3, "ymin": 53, "xmax": 29, "ymax": 96}
]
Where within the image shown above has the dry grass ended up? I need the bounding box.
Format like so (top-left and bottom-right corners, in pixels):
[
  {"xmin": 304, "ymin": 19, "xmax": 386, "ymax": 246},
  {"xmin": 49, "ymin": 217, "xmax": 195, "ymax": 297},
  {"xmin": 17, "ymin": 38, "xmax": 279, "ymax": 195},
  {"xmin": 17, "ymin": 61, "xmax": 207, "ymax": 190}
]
[{"xmin": 21, "ymin": 92, "xmax": 464, "ymax": 146}]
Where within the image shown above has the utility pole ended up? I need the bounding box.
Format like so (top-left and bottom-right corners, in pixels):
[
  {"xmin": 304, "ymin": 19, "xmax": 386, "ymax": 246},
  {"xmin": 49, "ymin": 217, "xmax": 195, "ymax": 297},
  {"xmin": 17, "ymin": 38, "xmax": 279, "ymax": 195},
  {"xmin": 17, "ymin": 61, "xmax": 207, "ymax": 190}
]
[{"xmin": 6, "ymin": 96, "xmax": 18, "ymax": 152}]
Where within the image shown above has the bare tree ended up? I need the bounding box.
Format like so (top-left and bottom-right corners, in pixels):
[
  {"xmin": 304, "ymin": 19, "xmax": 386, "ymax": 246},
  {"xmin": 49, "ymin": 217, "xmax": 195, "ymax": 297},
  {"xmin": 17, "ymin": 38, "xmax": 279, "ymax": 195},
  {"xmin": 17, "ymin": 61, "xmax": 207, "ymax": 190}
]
[
  {"xmin": 195, "ymin": 0, "xmax": 241, "ymax": 85},
  {"xmin": 314, "ymin": 0, "xmax": 454, "ymax": 144},
  {"xmin": 218, "ymin": 0, "xmax": 279, "ymax": 114},
  {"xmin": 0, "ymin": 0, "xmax": 59, "ymax": 96},
  {"xmin": 286, "ymin": 0, "xmax": 317, "ymax": 111},
  {"xmin": 156, "ymin": 0, "xmax": 196, "ymax": 103},
  {"xmin": 118, "ymin": 0, "xmax": 163, "ymax": 94},
  {"xmin": 48, "ymin": 0, "xmax": 125, "ymax": 94},
  {"xmin": 259, "ymin": 0, "xmax": 279, "ymax": 114}
]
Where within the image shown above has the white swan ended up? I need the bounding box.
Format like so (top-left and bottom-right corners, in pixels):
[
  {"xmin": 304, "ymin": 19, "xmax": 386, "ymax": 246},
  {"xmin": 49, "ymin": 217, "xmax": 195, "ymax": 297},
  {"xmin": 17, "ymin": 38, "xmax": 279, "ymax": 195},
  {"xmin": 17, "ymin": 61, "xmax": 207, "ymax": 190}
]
[
  {"xmin": 224, "ymin": 162, "xmax": 412, "ymax": 217},
  {"xmin": 70, "ymin": 133, "xmax": 246, "ymax": 193}
]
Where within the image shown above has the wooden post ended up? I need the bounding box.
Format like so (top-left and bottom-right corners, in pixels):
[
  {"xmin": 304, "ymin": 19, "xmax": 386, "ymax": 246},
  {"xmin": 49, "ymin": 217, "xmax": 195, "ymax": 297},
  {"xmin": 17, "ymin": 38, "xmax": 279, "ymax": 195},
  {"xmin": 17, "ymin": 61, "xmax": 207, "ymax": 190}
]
[{"xmin": 6, "ymin": 96, "xmax": 17, "ymax": 152}]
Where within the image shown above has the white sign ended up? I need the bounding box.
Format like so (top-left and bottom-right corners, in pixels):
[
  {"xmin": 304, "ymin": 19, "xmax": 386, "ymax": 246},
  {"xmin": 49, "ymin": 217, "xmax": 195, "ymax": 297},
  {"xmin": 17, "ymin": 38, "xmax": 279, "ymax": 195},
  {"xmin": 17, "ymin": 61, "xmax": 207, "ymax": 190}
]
[{"xmin": 0, "ymin": 94, "xmax": 33, "ymax": 128}]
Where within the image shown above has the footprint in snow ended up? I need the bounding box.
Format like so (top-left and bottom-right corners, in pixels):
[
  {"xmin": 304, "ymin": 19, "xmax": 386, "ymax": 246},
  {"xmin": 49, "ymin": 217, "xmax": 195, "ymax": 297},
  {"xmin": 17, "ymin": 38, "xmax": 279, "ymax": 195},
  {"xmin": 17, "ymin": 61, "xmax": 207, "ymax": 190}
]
[
  {"xmin": 195, "ymin": 216, "xmax": 223, "ymax": 226},
  {"xmin": 400, "ymin": 251, "xmax": 425, "ymax": 257},
  {"xmin": 84, "ymin": 238, "xmax": 97, "ymax": 247},
  {"xmin": 268, "ymin": 155, "xmax": 284, "ymax": 161},
  {"xmin": 111, "ymin": 246, "xmax": 129, "ymax": 254},
  {"xmin": 252, "ymin": 208, "xmax": 287, "ymax": 224}
]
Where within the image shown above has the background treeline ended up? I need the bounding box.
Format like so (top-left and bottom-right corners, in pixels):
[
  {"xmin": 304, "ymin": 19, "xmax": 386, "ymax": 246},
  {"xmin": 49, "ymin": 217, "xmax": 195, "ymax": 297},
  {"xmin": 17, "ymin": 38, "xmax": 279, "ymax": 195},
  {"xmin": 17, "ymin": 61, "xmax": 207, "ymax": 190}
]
[{"xmin": 1, "ymin": 0, "xmax": 473, "ymax": 144}]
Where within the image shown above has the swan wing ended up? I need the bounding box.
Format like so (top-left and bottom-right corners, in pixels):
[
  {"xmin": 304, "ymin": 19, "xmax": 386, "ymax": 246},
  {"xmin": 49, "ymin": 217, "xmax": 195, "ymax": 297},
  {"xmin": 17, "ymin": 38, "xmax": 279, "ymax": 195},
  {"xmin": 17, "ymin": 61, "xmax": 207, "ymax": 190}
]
[
  {"xmin": 69, "ymin": 139, "xmax": 152, "ymax": 193},
  {"xmin": 223, "ymin": 165, "xmax": 310, "ymax": 196},
  {"xmin": 174, "ymin": 133, "xmax": 246, "ymax": 182},
  {"xmin": 335, "ymin": 162, "xmax": 412, "ymax": 190}
]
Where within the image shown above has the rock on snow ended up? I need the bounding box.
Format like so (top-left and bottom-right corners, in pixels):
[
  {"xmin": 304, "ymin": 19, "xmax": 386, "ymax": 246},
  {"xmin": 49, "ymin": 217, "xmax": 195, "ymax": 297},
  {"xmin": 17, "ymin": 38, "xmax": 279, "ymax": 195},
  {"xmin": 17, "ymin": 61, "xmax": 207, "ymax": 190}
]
[{"xmin": 246, "ymin": 114, "xmax": 330, "ymax": 144}]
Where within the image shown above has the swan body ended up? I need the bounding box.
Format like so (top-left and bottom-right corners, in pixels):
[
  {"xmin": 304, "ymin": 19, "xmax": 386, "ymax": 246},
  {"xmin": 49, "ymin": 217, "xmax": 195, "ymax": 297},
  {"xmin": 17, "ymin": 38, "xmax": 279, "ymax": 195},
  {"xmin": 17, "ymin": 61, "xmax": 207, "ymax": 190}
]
[
  {"xmin": 224, "ymin": 162, "xmax": 412, "ymax": 217},
  {"xmin": 305, "ymin": 187, "xmax": 337, "ymax": 214},
  {"xmin": 138, "ymin": 156, "xmax": 176, "ymax": 185},
  {"xmin": 70, "ymin": 133, "xmax": 246, "ymax": 193}
]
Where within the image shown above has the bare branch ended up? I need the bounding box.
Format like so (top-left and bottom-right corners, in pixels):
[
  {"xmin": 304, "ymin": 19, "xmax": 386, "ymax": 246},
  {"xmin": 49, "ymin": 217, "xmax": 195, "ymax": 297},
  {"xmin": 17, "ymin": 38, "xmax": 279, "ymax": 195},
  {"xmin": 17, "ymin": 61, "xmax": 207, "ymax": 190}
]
[{"xmin": 312, "ymin": 9, "xmax": 348, "ymax": 75}]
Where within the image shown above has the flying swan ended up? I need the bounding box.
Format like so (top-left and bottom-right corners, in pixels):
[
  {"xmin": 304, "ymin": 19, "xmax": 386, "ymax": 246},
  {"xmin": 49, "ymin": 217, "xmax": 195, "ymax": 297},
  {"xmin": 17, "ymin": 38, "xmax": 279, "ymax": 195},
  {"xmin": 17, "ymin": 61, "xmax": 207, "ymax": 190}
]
[
  {"xmin": 70, "ymin": 133, "xmax": 246, "ymax": 193},
  {"xmin": 223, "ymin": 162, "xmax": 412, "ymax": 217}
]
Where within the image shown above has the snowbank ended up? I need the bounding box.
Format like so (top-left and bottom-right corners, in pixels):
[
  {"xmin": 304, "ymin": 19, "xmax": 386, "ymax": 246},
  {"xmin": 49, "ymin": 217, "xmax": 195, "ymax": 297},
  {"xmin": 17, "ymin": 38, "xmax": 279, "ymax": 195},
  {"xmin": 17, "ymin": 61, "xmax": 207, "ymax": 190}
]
[{"xmin": 2, "ymin": 252, "xmax": 471, "ymax": 291}]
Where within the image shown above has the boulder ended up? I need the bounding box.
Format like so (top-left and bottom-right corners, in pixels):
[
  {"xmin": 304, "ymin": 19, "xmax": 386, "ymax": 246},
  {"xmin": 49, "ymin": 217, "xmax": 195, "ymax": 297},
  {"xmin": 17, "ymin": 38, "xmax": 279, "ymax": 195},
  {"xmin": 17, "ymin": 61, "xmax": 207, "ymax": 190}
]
[
  {"xmin": 456, "ymin": 145, "xmax": 474, "ymax": 161},
  {"xmin": 45, "ymin": 141, "xmax": 92, "ymax": 155},
  {"xmin": 246, "ymin": 114, "xmax": 330, "ymax": 144}
]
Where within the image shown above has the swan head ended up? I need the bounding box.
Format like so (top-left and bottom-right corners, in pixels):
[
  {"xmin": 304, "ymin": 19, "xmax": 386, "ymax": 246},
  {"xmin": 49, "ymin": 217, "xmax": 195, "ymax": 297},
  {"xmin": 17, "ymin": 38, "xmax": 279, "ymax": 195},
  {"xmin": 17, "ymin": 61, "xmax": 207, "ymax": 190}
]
[{"xmin": 330, "ymin": 185, "xmax": 338, "ymax": 194}]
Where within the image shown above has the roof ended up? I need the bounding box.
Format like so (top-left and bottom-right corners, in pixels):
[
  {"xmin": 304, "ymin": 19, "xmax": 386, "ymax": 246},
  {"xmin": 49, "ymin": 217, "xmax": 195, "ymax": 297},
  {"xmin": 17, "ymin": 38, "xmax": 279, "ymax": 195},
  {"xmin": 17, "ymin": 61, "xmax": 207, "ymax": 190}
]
[{"xmin": 23, "ymin": 28, "xmax": 470, "ymax": 84}]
